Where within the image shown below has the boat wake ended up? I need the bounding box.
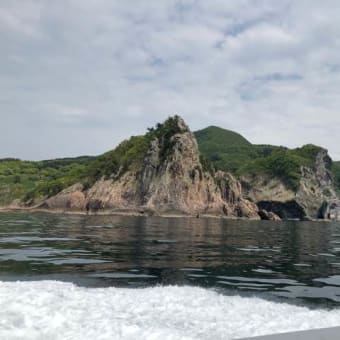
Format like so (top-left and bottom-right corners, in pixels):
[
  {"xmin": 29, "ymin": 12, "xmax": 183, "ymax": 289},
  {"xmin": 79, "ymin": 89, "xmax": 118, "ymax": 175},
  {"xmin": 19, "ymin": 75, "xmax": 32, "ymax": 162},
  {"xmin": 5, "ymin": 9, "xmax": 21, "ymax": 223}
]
[{"xmin": 0, "ymin": 281, "xmax": 340, "ymax": 340}]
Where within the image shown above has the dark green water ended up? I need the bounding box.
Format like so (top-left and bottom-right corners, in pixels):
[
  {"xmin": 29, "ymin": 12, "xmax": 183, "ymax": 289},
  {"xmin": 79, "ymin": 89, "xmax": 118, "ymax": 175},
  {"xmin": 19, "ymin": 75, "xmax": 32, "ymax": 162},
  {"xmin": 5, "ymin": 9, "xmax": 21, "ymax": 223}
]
[{"xmin": 1, "ymin": 212, "xmax": 340, "ymax": 307}]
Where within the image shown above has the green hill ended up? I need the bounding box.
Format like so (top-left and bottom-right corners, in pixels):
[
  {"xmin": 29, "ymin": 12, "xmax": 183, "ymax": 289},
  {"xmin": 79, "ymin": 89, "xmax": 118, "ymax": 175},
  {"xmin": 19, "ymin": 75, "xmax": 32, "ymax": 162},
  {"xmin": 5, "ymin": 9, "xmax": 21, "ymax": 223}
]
[
  {"xmin": 194, "ymin": 126, "xmax": 251, "ymax": 148},
  {"xmin": 194, "ymin": 126, "xmax": 282, "ymax": 174},
  {"xmin": 195, "ymin": 126, "xmax": 325, "ymax": 190}
]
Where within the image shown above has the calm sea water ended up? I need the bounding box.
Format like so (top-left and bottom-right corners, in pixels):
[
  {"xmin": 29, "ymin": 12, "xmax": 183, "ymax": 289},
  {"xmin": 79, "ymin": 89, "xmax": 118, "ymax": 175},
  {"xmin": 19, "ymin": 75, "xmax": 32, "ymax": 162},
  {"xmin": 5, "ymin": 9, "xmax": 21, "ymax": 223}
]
[{"xmin": 1, "ymin": 212, "xmax": 340, "ymax": 308}]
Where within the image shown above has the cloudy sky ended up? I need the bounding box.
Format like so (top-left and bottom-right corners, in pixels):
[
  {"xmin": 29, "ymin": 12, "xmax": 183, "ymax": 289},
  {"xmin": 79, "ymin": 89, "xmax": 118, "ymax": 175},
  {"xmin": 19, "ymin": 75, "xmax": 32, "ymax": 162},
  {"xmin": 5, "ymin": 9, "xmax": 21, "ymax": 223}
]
[{"xmin": 1, "ymin": 0, "xmax": 340, "ymax": 161}]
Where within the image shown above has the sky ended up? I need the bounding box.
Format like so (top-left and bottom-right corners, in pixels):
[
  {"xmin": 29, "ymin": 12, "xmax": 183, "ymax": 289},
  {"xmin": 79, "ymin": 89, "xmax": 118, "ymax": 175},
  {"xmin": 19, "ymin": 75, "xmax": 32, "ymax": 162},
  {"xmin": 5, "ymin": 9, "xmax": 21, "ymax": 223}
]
[{"xmin": 1, "ymin": 0, "xmax": 340, "ymax": 161}]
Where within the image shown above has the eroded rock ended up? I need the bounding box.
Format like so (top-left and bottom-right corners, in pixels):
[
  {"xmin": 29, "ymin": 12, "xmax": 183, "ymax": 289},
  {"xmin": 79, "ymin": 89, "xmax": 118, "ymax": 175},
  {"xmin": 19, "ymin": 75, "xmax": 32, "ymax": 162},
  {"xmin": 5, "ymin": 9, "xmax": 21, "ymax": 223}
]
[
  {"xmin": 242, "ymin": 148, "xmax": 338, "ymax": 220},
  {"xmin": 38, "ymin": 116, "xmax": 259, "ymax": 218},
  {"xmin": 258, "ymin": 209, "xmax": 281, "ymax": 221}
]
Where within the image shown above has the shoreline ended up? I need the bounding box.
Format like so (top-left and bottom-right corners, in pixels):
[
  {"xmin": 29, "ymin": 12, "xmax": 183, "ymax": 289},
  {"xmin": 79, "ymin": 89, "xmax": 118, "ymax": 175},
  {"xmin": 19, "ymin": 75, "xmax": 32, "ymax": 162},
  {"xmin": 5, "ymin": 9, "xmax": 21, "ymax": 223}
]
[
  {"xmin": 0, "ymin": 206, "xmax": 333, "ymax": 222},
  {"xmin": 0, "ymin": 206, "xmax": 258, "ymax": 220}
]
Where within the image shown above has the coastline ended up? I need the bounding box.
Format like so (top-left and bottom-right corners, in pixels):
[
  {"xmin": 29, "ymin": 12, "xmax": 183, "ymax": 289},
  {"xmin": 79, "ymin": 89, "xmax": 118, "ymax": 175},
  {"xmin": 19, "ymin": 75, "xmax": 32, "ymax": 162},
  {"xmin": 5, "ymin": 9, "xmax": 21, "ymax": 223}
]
[
  {"xmin": 0, "ymin": 206, "xmax": 332, "ymax": 222},
  {"xmin": 0, "ymin": 206, "xmax": 257, "ymax": 220}
]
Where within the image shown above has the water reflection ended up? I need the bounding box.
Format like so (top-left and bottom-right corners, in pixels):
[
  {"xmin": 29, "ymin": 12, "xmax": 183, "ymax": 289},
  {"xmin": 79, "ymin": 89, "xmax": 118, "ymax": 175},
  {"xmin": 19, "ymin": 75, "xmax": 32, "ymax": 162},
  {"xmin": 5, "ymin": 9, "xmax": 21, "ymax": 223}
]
[{"xmin": 0, "ymin": 212, "xmax": 340, "ymax": 306}]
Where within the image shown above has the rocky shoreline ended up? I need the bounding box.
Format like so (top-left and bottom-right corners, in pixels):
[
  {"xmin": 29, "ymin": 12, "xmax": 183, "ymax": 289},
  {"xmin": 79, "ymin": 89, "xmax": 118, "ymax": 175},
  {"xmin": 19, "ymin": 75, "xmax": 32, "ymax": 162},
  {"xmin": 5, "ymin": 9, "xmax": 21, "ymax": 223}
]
[
  {"xmin": 0, "ymin": 205, "xmax": 276, "ymax": 221},
  {"xmin": 1, "ymin": 205, "xmax": 337, "ymax": 222},
  {"xmin": 1, "ymin": 116, "xmax": 339, "ymax": 221}
]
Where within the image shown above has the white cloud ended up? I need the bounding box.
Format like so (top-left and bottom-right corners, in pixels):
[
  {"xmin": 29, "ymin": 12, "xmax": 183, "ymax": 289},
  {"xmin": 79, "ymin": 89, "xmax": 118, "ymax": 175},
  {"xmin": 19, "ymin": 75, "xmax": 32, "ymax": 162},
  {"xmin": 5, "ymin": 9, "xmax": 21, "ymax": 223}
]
[{"xmin": 0, "ymin": 0, "xmax": 339, "ymax": 160}]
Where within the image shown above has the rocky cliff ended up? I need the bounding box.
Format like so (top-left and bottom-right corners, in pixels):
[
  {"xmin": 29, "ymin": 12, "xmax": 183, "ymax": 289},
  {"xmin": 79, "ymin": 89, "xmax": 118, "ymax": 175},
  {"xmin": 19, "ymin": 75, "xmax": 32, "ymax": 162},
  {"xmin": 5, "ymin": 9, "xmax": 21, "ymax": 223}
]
[
  {"xmin": 37, "ymin": 116, "xmax": 260, "ymax": 218},
  {"xmin": 5, "ymin": 115, "xmax": 337, "ymax": 221},
  {"xmin": 241, "ymin": 148, "xmax": 338, "ymax": 220}
]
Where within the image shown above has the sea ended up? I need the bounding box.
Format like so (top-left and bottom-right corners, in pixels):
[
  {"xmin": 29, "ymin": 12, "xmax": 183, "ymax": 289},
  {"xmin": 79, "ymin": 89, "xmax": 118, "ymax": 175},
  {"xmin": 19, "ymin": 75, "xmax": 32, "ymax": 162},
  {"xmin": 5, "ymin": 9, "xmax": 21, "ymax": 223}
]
[{"xmin": 1, "ymin": 212, "xmax": 340, "ymax": 339}]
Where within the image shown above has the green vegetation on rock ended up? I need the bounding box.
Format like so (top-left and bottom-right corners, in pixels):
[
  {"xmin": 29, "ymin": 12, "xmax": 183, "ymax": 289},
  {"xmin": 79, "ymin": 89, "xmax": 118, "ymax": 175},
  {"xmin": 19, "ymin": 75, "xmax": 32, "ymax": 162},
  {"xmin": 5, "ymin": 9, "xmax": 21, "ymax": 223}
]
[
  {"xmin": 0, "ymin": 116, "xmax": 188, "ymax": 205},
  {"xmin": 195, "ymin": 126, "xmax": 324, "ymax": 191},
  {"xmin": 82, "ymin": 135, "xmax": 150, "ymax": 184},
  {"xmin": 22, "ymin": 135, "xmax": 151, "ymax": 202},
  {"xmin": 237, "ymin": 145, "xmax": 323, "ymax": 190},
  {"xmin": 0, "ymin": 157, "xmax": 93, "ymax": 205},
  {"xmin": 83, "ymin": 115, "xmax": 186, "ymax": 184},
  {"xmin": 0, "ymin": 118, "xmax": 338, "ymax": 206}
]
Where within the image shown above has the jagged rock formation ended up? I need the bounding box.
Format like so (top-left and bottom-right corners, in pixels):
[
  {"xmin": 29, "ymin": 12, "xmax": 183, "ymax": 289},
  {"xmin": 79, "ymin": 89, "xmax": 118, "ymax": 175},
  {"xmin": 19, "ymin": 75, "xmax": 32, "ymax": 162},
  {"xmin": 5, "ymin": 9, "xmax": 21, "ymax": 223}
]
[
  {"xmin": 320, "ymin": 199, "xmax": 340, "ymax": 220},
  {"xmin": 214, "ymin": 171, "xmax": 259, "ymax": 218},
  {"xmin": 12, "ymin": 115, "xmax": 337, "ymax": 221},
  {"xmin": 241, "ymin": 148, "xmax": 338, "ymax": 220},
  {"xmin": 258, "ymin": 210, "xmax": 281, "ymax": 221},
  {"xmin": 38, "ymin": 116, "xmax": 260, "ymax": 218}
]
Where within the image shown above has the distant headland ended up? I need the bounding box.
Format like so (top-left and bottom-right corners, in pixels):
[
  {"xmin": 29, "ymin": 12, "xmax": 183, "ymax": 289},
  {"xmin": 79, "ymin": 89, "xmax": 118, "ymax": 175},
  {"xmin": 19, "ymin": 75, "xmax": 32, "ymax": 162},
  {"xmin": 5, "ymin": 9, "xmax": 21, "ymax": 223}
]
[{"xmin": 1, "ymin": 115, "xmax": 339, "ymax": 221}]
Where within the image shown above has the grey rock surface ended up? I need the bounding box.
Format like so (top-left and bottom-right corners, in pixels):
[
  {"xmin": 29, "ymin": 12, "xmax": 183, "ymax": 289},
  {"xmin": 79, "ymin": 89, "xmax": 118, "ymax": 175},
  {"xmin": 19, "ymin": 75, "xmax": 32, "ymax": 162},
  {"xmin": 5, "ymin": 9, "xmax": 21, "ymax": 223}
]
[
  {"xmin": 39, "ymin": 116, "xmax": 259, "ymax": 218},
  {"xmin": 242, "ymin": 148, "xmax": 338, "ymax": 220}
]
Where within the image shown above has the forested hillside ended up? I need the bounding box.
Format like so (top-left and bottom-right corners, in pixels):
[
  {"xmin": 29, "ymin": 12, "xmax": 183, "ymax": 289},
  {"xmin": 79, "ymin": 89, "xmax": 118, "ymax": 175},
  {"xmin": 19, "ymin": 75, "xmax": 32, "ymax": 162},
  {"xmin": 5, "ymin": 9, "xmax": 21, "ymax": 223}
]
[
  {"xmin": 195, "ymin": 126, "xmax": 333, "ymax": 191},
  {"xmin": 0, "ymin": 157, "xmax": 94, "ymax": 205}
]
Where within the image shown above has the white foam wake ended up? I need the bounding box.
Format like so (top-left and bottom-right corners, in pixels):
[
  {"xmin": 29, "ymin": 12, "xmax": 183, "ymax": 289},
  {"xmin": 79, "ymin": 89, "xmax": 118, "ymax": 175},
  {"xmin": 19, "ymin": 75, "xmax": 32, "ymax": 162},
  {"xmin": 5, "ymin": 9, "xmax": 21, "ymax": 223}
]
[{"xmin": 0, "ymin": 281, "xmax": 340, "ymax": 340}]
